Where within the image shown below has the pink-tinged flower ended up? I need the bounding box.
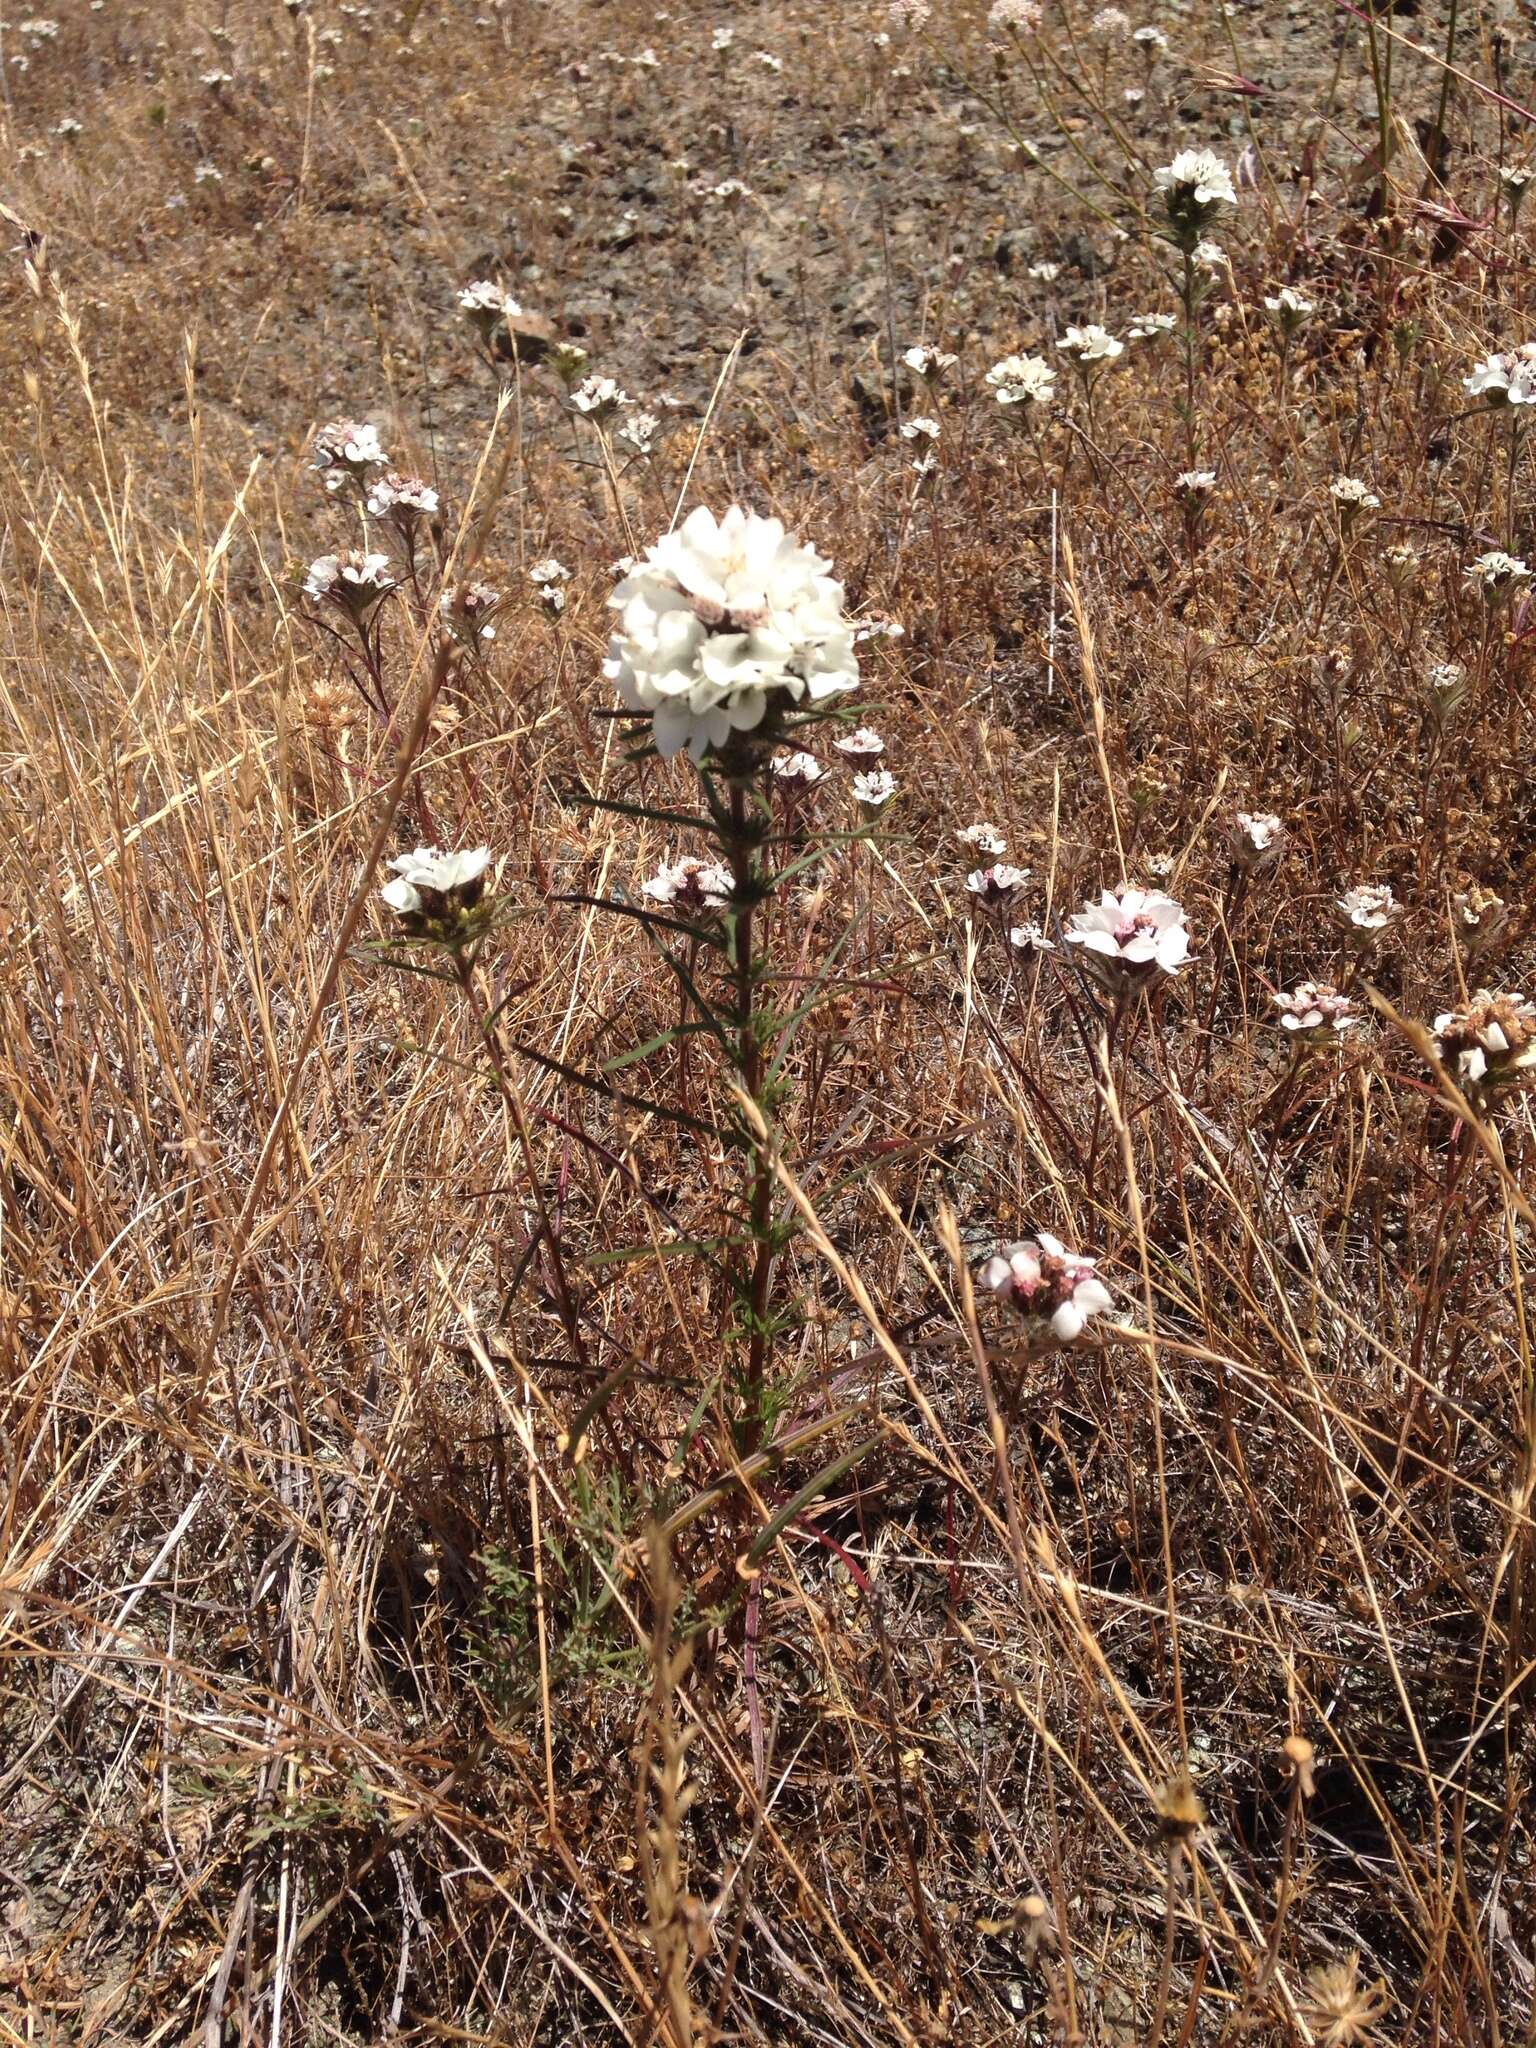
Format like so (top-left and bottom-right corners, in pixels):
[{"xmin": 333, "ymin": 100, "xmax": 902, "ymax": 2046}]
[
  {"xmin": 1431, "ymin": 990, "xmax": 1536, "ymax": 1097},
  {"xmin": 1333, "ymin": 883, "xmax": 1401, "ymax": 939},
  {"xmin": 835, "ymin": 726, "xmax": 886, "ymax": 764},
  {"xmin": 852, "ymin": 768, "xmax": 897, "ymax": 810},
  {"xmin": 312, "ymin": 418, "xmax": 388, "ymax": 493},
  {"xmin": 979, "ymin": 1233, "xmax": 1116, "ymax": 1350},
  {"xmin": 771, "ymin": 749, "xmax": 825, "ymax": 790},
  {"xmin": 366, "ymin": 471, "xmax": 439, "ymax": 528},
  {"xmin": 440, "ymin": 581, "xmax": 504, "ymax": 644},
  {"xmin": 1272, "ymin": 982, "xmax": 1359, "ymax": 1043},
  {"xmin": 1066, "ymin": 884, "xmax": 1190, "ymax": 994},
  {"xmin": 642, "ymin": 856, "xmax": 734, "ymax": 915},
  {"xmin": 966, "ymin": 863, "xmax": 1030, "ymax": 908}
]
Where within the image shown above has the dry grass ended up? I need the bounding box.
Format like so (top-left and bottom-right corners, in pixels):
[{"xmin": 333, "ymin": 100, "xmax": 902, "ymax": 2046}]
[{"xmin": 3, "ymin": 0, "xmax": 1536, "ymax": 2041}]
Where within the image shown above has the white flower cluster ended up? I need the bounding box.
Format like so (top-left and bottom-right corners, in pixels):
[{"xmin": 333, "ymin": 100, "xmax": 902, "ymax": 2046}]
[
  {"xmin": 1273, "ymin": 983, "xmax": 1359, "ymax": 1041},
  {"xmin": 606, "ymin": 506, "xmax": 859, "ymax": 761},
  {"xmin": 987, "ymin": 354, "xmax": 1057, "ymax": 410},
  {"xmin": 643, "ymin": 855, "xmax": 734, "ymax": 914},
  {"xmin": 381, "ymin": 845, "xmax": 491, "ymax": 919},
  {"xmin": 1066, "ymin": 885, "xmax": 1190, "ymax": 994},
  {"xmin": 312, "ymin": 419, "xmax": 387, "ymax": 493},
  {"xmin": 1464, "ymin": 346, "xmax": 1536, "ymax": 408},
  {"xmin": 1432, "ymin": 991, "xmax": 1536, "ymax": 1094},
  {"xmin": 980, "ymin": 1235, "xmax": 1115, "ymax": 1349},
  {"xmin": 1060, "ymin": 324, "xmax": 1124, "ymax": 365}
]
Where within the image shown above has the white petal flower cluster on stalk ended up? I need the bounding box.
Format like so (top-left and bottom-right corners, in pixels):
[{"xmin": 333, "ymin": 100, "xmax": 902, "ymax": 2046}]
[
  {"xmin": 1464, "ymin": 347, "xmax": 1536, "ymax": 407},
  {"xmin": 1066, "ymin": 884, "xmax": 1189, "ymax": 993},
  {"xmin": 986, "ymin": 353, "xmax": 1057, "ymax": 407},
  {"xmin": 381, "ymin": 845, "xmax": 491, "ymax": 917},
  {"xmin": 605, "ymin": 506, "xmax": 859, "ymax": 762},
  {"xmin": 979, "ymin": 1234, "xmax": 1116, "ymax": 1350},
  {"xmin": 1432, "ymin": 990, "xmax": 1536, "ymax": 1093},
  {"xmin": 1273, "ymin": 982, "xmax": 1359, "ymax": 1041},
  {"xmin": 1154, "ymin": 149, "xmax": 1236, "ymax": 210}
]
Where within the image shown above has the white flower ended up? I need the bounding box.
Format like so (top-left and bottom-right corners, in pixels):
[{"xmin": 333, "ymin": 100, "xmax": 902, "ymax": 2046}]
[
  {"xmin": 1264, "ymin": 285, "xmax": 1315, "ymax": 332},
  {"xmin": 1381, "ymin": 539, "xmax": 1419, "ymax": 589},
  {"xmin": 1009, "ymin": 920, "xmax": 1057, "ymax": 958},
  {"xmin": 571, "ymin": 376, "xmax": 631, "ymax": 418},
  {"xmin": 1329, "ymin": 474, "xmax": 1379, "ymax": 511},
  {"xmin": 1091, "ymin": 7, "xmax": 1130, "ymax": 32},
  {"xmin": 1273, "ymin": 982, "xmax": 1359, "ymax": 1040},
  {"xmin": 990, "ymin": 0, "xmax": 1043, "ymax": 31},
  {"xmin": 458, "ymin": 279, "xmax": 520, "ymax": 332},
  {"xmin": 772, "ymin": 749, "xmax": 825, "ymax": 788},
  {"xmin": 1432, "ymin": 991, "xmax": 1536, "ymax": 1093},
  {"xmin": 303, "ymin": 550, "xmax": 395, "ymax": 610},
  {"xmin": 853, "ymin": 768, "xmax": 897, "ymax": 808},
  {"xmin": 987, "ymin": 353, "xmax": 1057, "ymax": 406},
  {"xmin": 979, "ymin": 1234, "xmax": 1115, "ymax": 1349},
  {"xmin": 711, "ymin": 178, "xmax": 752, "ymax": 203},
  {"xmin": 836, "ymin": 726, "xmax": 886, "ymax": 763},
  {"xmin": 888, "ymin": 0, "xmax": 932, "ymax": 26},
  {"xmin": 752, "ymin": 49, "xmax": 783, "ymax": 70},
  {"xmin": 193, "ymin": 161, "xmax": 222, "ymax": 185},
  {"xmin": 903, "ymin": 343, "xmax": 957, "ymax": 380},
  {"xmin": 1231, "ymin": 810, "xmax": 1285, "ymax": 869},
  {"xmin": 312, "ymin": 418, "xmax": 388, "ymax": 491},
  {"xmin": 1027, "ymin": 261, "xmax": 1062, "ymax": 282},
  {"xmin": 642, "ymin": 855, "xmax": 734, "ymax": 913},
  {"xmin": 633, "ymin": 46, "xmax": 661, "ymax": 67},
  {"xmin": 1066, "ymin": 884, "xmax": 1190, "ymax": 992},
  {"xmin": 1194, "ymin": 238, "xmax": 1227, "ymax": 272},
  {"xmin": 1133, "ymin": 23, "xmax": 1168, "ymax": 46},
  {"xmin": 1466, "ymin": 549, "xmax": 1530, "ymax": 599},
  {"xmin": 367, "ymin": 471, "xmax": 439, "ymax": 521},
  {"xmin": 855, "ymin": 617, "xmax": 905, "ymax": 642},
  {"xmin": 619, "ymin": 409, "xmax": 661, "ymax": 455},
  {"xmin": 201, "ymin": 67, "xmax": 234, "ymax": 88},
  {"xmin": 605, "ymin": 505, "xmax": 859, "ymax": 762},
  {"xmin": 1128, "ymin": 311, "xmax": 1177, "ymax": 342},
  {"xmin": 1175, "ymin": 469, "xmax": 1216, "ymax": 495},
  {"xmin": 1463, "ymin": 350, "xmax": 1536, "ymax": 407},
  {"xmin": 1427, "ymin": 661, "xmax": 1468, "ymax": 717},
  {"xmin": 1059, "ymin": 324, "xmax": 1124, "ymax": 364},
  {"xmin": 381, "ymin": 844, "xmax": 492, "ymax": 918},
  {"xmin": 53, "ymin": 114, "xmax": 83, "ymax": 137},
  {"xmin": 958, "ymin": 822, "xmax": 1008, "ymax": 856},
  {"xmin": 1334, "ymin": 882, "xmax": 1401, "ymax": 934},
  {"xmin": 1154, "ymin": 149, "xmax": 1237, "ymax": 210},
  {"xmin": 966, "ymin": 863, "xmax": 1030, "ymax": 907},
  {"xmin": 711, "ymin": 23, "xmax": 735, "ymax": 48},
  {"xmin": 1501, "ymin": 164, "xmax": 1534, "ymax": 191},
  {"xmin": 901, "ymin": 415, "xmax": 941, "ymax": 441},
  {"xmin": 529, "ymin": 556, "xmax": 571, "ymax": 587}
]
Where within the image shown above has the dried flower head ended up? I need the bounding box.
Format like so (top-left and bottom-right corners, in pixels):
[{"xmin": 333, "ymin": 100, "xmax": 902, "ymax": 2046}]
[
  {"xmin": 1066, "ymin": 884, "xmax": 1190, "ymax": 995},
  {"xmin": 989, "ymin": 0, "xmax": 1044, "ymax": 32},
  {"xmin": 1453, "ymin": 886, "xmax": 1509, "ymax": 961},
  {"xmin": 1153, "ymin": 1772, "xmax": 1206, "ymax": 1845},
  {"xmin": 1432, "ymin": 989, "xmax": 1536, "ymax": 1097},
  {"xmin": 1273, "ymin": 982, "xmax": 1360, "ymax": 1043},
  {"xmin": 1329, "ymin": 475, "xmax": 1379, "ymax": 520},
  {"xmin": 606, "ymin": 506, "xmax": 858, "ymax": 762},
  {"xmin": 979, "ymin": 1233, "xmax": 1115, "ymax": 1349},
  {"xmin": 1090, "ymin": 7, "xmax": 1130, "ymax": 33},
  {"xmin": 1426, "ymin": 660, "xmax": 1469, "ymax": 723},
  {"xmin": 1300, "ymin": 1952, "xmax": 1390, "ymax": 2048}
]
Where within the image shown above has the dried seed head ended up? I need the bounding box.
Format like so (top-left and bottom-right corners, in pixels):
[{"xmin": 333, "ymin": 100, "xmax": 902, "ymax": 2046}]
[
  {"xmin": 1153, "ymin": 1771, "xmax": 1205, "ymax": 1844},
  {"xmin": 1301, "ymin": 1951, "xmax": 1390, "ymax": 2048},
  {"xmin": 1282, "ymin": 1733, "xmax": 1317, "ymax": 1798}
]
